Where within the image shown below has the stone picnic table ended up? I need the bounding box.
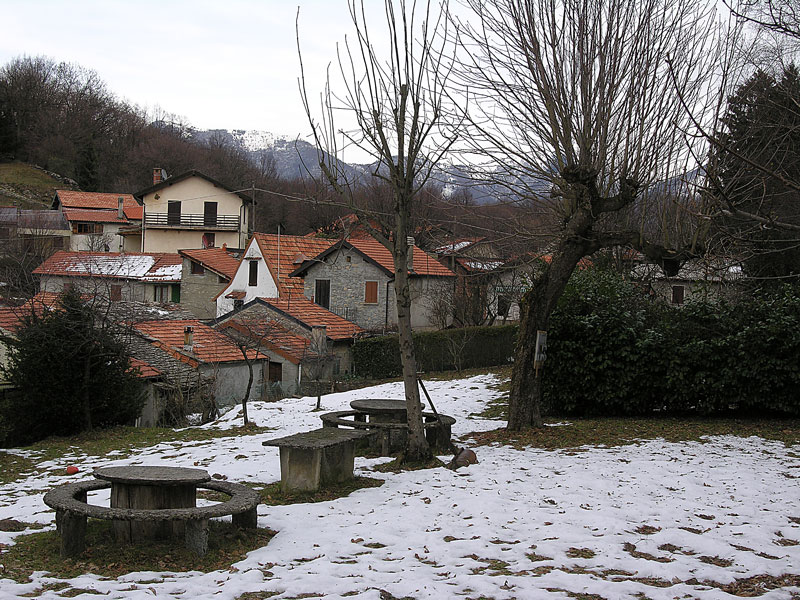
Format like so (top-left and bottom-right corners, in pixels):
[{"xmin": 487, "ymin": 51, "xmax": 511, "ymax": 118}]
[
  {"xmin": 93, "ymin": 465, "xmax": 211, "ymax": 542},
  {"xmin": 349, "ymin": 398, "xmax": 423, "ymax": 424}
]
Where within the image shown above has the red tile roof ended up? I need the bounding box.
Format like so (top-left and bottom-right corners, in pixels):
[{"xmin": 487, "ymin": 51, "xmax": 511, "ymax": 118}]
[
  {"xmin": 129, "ymin": 357, "xmax": 161, "ymax": 378},
  {"xmin": 33, "ymin": 251, "xmax": 182, "ymax": 282},
  {"xmin": 253, "ymin": 233, "xmax": 334, "ymax": 296},
  {"xmin": 346, "ymin": 238, "xmax": 455, "ymax": 277},
  {"xmin": 257, "ymin": 296, "xmax": 364, "ymax": 341},
  {"xmin": 0, "ymin": 292, "xmax": 82, "ymax": 332},
  {"xmin": 179, "ymin": 247, "xmax": 239, "ymax": 279},
  {"xmin": 222, "ymin": 317, "xmax": 315, "ymax": 364},
  {"xmin": 62, "ymin": 208, "xmax": 131, "ymax": 225},
  {"xmin": 134, "ymin": 319, "xmax": 256, "ymax": 364},
  {"xmin": 55, "ymin": 190, "xmax": 143, "ymax": 220}
]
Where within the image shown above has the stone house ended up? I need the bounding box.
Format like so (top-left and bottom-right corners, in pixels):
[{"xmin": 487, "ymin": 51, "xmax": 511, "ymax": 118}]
[
  {"xmin": 215, "ymin": 233, "xmax": 334, "ymax": 317},
  {"xmin": 133, "ymin": 319, "xmax": 265, "ymax": 412},
  {"xmin": 631, "ymin": 258, "xmax": 744, "ymax": 305},
  {"xmin": 213, "ymin": 296, "xmax": 364, "ymax": 392},
  {"xmin": 289, "ymin": 237, "xmax": 456, "ymax": 331},
  {"xmin": 178, "ymin": 245, "xmax": 241, "ymax": 318},
  {"xmin": 33, "ymin": 250, "xmax": 182, "ymax": 304},
  {"xmin": 127, "ymin": 169, "xmax": 252, "ymax": 253},
  {"xmin": 52, "ymin": 190, "xmax": 143, "ymax": 252}
]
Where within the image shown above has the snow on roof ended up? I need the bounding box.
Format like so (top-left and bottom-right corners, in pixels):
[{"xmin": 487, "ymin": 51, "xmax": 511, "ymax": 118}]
[{"xmin": 33, "ymin": 251, "xmax": 182, "ymax": 282}]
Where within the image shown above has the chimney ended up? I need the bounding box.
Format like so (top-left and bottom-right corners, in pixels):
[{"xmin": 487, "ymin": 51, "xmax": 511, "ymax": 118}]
[
  {"xmin": 153, "ymin": 167, "xmax": 163, "ymax": 186},
  {"xmin": 406, "ymin": 236, "xmax": 415, "ymax": 272},
  {"xmin": 183, "ymin": 325, "xmax": 194, "ymax": 351},
  {"xmin": 117, "ymin": 196, "xmax": 124, "ymax": 219},
  {"xmin": 311, "ymin": 325, "xmax": 327, "ymax": 351}
]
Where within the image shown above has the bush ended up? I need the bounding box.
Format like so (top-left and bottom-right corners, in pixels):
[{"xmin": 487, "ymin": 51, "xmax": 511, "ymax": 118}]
[
  {"xmin": 352, "ymin": 325, "xmax": 517, "ymax": 379},
  {"xmin": 541, "ymin": 269, "xmax": 800, "ymax": 417},
  {"xmin": 0, "ymin": 289, "xmax": 144, "ymax": 446}
]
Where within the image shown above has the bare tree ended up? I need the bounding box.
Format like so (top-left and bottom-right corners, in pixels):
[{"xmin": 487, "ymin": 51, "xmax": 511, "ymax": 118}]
[
  {"xmin": 451, "ymin": 0, "xmax": 724, "ymax": 429},
  {"xmin": 298, "ymin": 0, "xmax": 458, "ymax": 460}
]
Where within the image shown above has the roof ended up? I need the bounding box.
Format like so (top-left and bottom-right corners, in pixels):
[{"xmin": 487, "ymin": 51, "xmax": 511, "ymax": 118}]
[
  {"xmin": 134, "ymin": 319, "xmax": 256, "ymax": 364},
  {"xmin": 433, "ymin": 238, "xmax": 486, "ymax": 256},
  {"xmin": 292, "ymin": 238, "xmax": 455, "ymax": 278},
  {"xmin": 129, "ymin": 356, "xmax": 161, "ymax": 378},
  {"xmin": 255, "ymin": 296, "xmax": 364, "ymax": 341},
  {"xmin": 133, "ymin": 170, "xmax": 252, "ymax": 204},
  {"xmin": 179, "ymin": 246, "xmax": 239, "ymax": 280},
  {"xmin": 252, "ymin": 233, "xmax": 335, "ymax": 296},
  {"xmin": 0, "ymin": 208, "xmax": 69, "ymax": 230},
  {"xmin": 455, "ymin": 257, "xmax": 505, "ymax": 273},
  {"xmin": 0, "ymin": 292, "xmax": 68, "ymax": 333},
  {"xmin": 33, "ymin": 251, "xmax": 182, "ymax": 282},
  {"xmin": 221, "ymin": 317, "xmax": 316, "ymax": 365},
  {"xmin": 62, "ymin": 208, "xmax": 131, "ymax": 225},
  {"xmin": 54, "ymin": 190, "xmax": 143, "ymax": 220}
]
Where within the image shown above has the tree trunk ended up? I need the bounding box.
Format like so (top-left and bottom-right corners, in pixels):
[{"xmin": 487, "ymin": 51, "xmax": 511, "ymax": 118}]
[
  {"xmin": 507, "ymin": 239, "xmax": 591, "ymax": 431},
  {"xmin": 394, "ymin": 243, "xmax": 430, "ymax": 462},
  {"xmin": 242, "ymin": 358, "xmax": 252, "ymax": 426},
  {"xmin": 82, "ymin": 354, "xmax": 92, "ymax": 431}
]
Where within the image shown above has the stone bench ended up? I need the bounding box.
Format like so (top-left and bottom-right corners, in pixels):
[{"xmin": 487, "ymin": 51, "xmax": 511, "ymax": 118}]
[
  {"xmin": 43, "ymin": 479, "xmax": 260, "ymax": 557},
  {"xmin": 320, "ymin": 410, "xmax": 456, "ymax": 455},
  {"xmin": 262, "ymin": 427, "xmax": 371, "ymax": 492}
]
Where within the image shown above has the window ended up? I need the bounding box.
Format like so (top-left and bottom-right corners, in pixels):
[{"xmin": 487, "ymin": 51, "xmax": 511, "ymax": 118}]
[
  {"xmin": 671, "ymin": 285, "xmax": 685, "ymax": 305},
  {"xmin": 203, "ymin": 202, "xmax": 218, "ymax": 228},
  {"xmin": 190, "ymin": 261, "xmax": 205, "ymax": 275},
  {"xmin": 73, "ymin": 222, "xmax": 102, "ymax": 234},
  {"xmin": 233, "ymin": 299, "xmax": 244, "ymax": 310},
  {"xmin": 202, "ymin": 232, "xmax": 215, "ymax": 248},
  {"xmin": 248, "ymin": 260, "xmax": 259, "ymax": 286},
  {"xmin": 167, "ymin": 200, "xmax": 181, "ymax": 225},
  {"xmin": 110, "ymin": 284, "xmax": 122, "ymax": 302},
  {"xmin": 154, "ymin": 285, "xmax": 169, "ymax": 303},
  {"xmin": 268, "ymin": 361, "xmax": 283, "ymax": 383},
  {"xmin": 315, "ymin": 279, "xmax": 331, "ymax": 309},
  {"xmin": 364, "ymin": 280, "xmax": 378, "ymax": 304},
  {"xmin": 497, "ymin": 294, "xmax": 511, "ymax": 318}
]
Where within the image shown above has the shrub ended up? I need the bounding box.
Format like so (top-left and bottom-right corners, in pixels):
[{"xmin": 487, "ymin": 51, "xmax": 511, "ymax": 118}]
[{"xmin": 0, "ymin": 289, "xmax": 144, "ymax": 446}]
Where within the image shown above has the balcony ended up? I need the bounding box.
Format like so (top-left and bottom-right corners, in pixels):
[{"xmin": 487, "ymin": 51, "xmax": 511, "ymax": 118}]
[{"xmin": 144, "ymin": 213, "xmax": 240, "ymax": 231}]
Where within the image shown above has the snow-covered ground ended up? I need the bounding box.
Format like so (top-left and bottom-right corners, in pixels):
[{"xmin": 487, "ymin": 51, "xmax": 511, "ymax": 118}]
[{"xmin": 1, "ymin": 374, "xmax": 799, "ymax": 599}]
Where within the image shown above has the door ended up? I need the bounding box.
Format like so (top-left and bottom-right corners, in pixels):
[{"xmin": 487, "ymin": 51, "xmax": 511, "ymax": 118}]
[
  {"xmin": 315, "ymin": 279, "xmax": 331, "ymax": 309},
  {"xmin": 167, "ymin": 201, "xmax": 181, "ymax": 226},
  {"xmin": 203, "ymin": 201, "xmax": 218, "ymax": 228},
  {"xmin": 268, "ymin": 361, "xmax": 282, "ymax": 382}
]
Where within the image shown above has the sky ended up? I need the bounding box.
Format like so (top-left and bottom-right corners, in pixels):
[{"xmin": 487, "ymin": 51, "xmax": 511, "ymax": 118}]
[{"xmin": 0, "ymin": 1, "xmax": 371, "ymax": 147}]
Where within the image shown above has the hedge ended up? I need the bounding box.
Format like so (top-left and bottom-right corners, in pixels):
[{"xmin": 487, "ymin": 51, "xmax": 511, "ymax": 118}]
[{"xmin": 352, "ymin": 325, "xmax": 517, "ymax": 378}]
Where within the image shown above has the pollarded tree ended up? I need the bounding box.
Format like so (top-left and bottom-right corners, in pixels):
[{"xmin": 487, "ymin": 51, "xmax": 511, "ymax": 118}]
[
  {"xmin": 298, "ymin": 0, "xmax": 458, "ymax": 461},
  {"xmin": 452, "ymin": 0, "xmax": 724, "ymax": 429},
  {"xmin": 0, "ymin": 288, "xmax": 144, "ymax": 445}
]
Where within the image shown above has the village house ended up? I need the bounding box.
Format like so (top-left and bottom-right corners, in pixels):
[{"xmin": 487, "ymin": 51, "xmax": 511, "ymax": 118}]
[
  {"xmin": 126, "ymin": 169, "xmax": 252, "ymax": 253},
  {"xmin": 213, "ymin": 296, "xmax": 365, "ymax": 393},
  {"xmin": 33, "ymin": 250, "xmax": 182, "ymax": 304},
  {"xmin": 52, "ymin": 190, "xmax": 143, "ymax": 252},
  {"xmin": 631, "ymin": 258, "xmax": 744, "ymax": 305},
  {"xmin": 215, "ymin": 233, "xmax": 334, "ymax": 316},
  {"xmin": 0, "ymin": 207, "xmax": 71, "ymax": 255},
  {"xmin": 133, "ymin": 319, "xmax": 265, "ymax": 412},
  {"xmin": 178, "ymin": 245, "xmax": 241, "ymax": 318},
  {"xmin": 290, "ymin": 237, "xmax": 456, "ymax": 331}
]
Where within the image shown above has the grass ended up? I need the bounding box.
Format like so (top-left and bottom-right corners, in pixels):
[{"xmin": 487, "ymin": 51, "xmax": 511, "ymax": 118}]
[
  {"xmin": 257, "ymin": 476, "xmax": 384, "ymax": 505},
  {"xmin": 0, "ymin": 423, "xmax": 273, "ymax": 485},
  {"xmin": 468, "ymin": 416, "xmax": 800, "ymax": 450},
  {"xmin": 0, "ymin": 161, "xmax": 70, "ymax": 208},
  {"xmin": 0, "ymin": 520, "xmax": 276, "ymax": 584}
]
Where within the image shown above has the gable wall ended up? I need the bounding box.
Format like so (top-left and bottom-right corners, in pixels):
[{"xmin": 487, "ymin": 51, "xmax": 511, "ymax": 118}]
[{"xmin": 216, "ymin": 239, "xmax": 278, "ymax": 317}]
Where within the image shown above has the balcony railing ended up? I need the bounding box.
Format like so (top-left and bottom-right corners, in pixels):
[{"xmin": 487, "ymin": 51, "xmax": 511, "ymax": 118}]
[{"xmin": 145, "ymin": 213, "xmax": 240, "ymax": 230}]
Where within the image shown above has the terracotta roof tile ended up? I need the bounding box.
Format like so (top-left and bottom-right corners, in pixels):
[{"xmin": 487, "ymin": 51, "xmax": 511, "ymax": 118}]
[
  {"xmin": 222, "ymin": 317, "xmax": 315, "ymax": 364},
  {"xmin": 257, "ymin": 296, "xmax": 363, "ymax": 341},
  {"xmin": 346, "ymin": 238, "xmax": 455, "ymax": 277},
  {"xmin": 253, "ymin": 233, "xmax": 334, "ymax": 296},
  {"xmin": 33, "ymin": 251, "xmax": 182, "ymax": 282},
  {"xmin": 56, "ymin": 190, "xmax": 143, "ymax": 220},
  {"xmin": 129, "ymin": 357, "xmax": 161, "ymax": 378},
  {"xmin": 179, "ymin": 247, "xmax": 239, "ymax": 279},
  {"xmin": 134, "ymin": 319, "xmax": 254, "ymax": 364},
  {"xmin": 62, "ymin": 208, "xmax": 131, "ymax": 225}
]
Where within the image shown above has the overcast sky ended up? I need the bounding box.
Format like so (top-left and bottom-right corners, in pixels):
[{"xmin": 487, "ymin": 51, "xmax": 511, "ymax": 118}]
[{"xmin": 0, "ymin": 1, "xmax": 371, "ymax": 148}]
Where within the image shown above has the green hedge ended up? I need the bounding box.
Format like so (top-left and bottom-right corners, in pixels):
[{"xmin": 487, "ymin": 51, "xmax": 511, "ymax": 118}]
[
  {"xmin": 541, "ymin": 270, "xmax": 800, "ymax": 417},
  {"xmin": 352, "ymin": 325, "xmax": 517, "ymax": 378}
]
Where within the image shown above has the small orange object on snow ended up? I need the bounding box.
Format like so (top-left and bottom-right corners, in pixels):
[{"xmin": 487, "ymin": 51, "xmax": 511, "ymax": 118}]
[{"xmin": 66, "ymin": 466, "xmax": 79, "ymax": 475}]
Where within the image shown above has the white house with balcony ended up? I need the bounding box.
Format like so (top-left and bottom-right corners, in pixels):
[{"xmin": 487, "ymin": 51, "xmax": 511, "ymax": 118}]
[{"xmin": 124, "ymin": 169, "xmax": 252, "ymax": 253}]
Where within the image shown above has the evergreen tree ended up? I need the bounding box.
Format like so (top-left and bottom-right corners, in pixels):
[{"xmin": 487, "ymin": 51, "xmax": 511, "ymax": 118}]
[
  {"xmin": 714, "ymin": 64, "xmax": 800, "ymax": 281},
  {"xmin": 0, "ymin": 289, "xmax": 144, "ymax": 446}
]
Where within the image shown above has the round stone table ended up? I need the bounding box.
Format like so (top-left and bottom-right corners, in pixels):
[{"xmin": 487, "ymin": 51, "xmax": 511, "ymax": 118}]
[
  {"xmin": 94, "ymin": 466, "xmax": 211, "ymax": 541},
  {"xmin": 349, "ymin": 399, "xmax": 422, "ymax": 424}
]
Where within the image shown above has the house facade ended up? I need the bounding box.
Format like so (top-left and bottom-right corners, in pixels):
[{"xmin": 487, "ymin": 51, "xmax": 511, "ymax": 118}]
[
  {"xmin": 131, "ymin": 170, "xmax": 251, "ymax": 253},
  {"xmin": 179, "ymin": 245, "xmax": 241, "ymax": 319},
  {"xmin": 33, "ymin": 251, "xmax": 182, "ymax": 304},
  {"xmin": 53, "ymin": 190, "xmax": 143, "ymax": 252},
  {"xmin": 290, "ymin": 237, "xmax": 456, "ymax": 331}
]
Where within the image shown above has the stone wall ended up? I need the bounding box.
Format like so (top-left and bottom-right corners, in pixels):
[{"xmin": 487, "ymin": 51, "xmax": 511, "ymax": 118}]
[{"xmin": 180, "ymin": 257, "xmax": 228, "ymax": 319}]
